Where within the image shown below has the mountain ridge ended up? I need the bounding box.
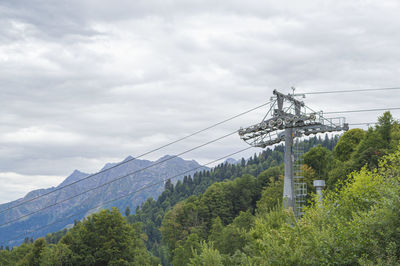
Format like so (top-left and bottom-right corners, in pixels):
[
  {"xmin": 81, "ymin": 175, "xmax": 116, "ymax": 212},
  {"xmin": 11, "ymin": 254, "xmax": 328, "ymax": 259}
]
[{"xmin": 0, "ymin": 155, "xmax": 207, "ymax": 246}]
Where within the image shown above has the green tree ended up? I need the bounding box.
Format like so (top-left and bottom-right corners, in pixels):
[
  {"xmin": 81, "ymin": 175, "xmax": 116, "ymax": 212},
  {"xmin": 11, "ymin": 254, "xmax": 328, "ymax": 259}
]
[
  {"xmin": 208, "ymin": 217, "xmax": 224, "ymax": 244},
  {"xmin": 353, "ymin": 112, "xmax": 398, "ymax": 170},
  {"xmin": 60, "ymin": 208, "xmax": 151, "ymax": 265},
  {"xmin": 172, "ymin": 233, "xmax": 200, "ymax": 266},
  {"xmin": 232, "ymin": 210, "xmax": 255, "ymax": 231},
  {"xmin": 304, "ymin": 145, "xmax": 332, "ymax": 179},
  {"xmin": 205, "ymin": 207, "xmax": 254, "ymax": 257},
  {"xmin": 0, "ymin": 243, "xmax": 32, "ymax": 265},
  {"xmin": 327, "ymin": 159, "xmax": 353, "ymax": 189},
  {"xmin": 334, "ymin": 128, "xmax": 365, "ymax": 162},
  {"xmin": 18, "ymin": 238, "xmax": 46, "ymax": 266},
  {"xmin": 189, "ymin": 241, "xmax": 223, "ymax": 266},
  {"xmin": 376, "ymin": 111, "xmax": 395, "ymax": 146},
  {"xmin": 161, "ymin": 198, "xmax": 207, "ymax": 258},
  {"xmin": 201, "ymin": 182, "xmax": 234, "ymax": 225},
  {"xmin": 124, "ymin": 206, "xmax": 131, "ymax": 217},
  {"xmin": 256, "ymin": 166, "xmax": 283, "ymax": 189},
  {"xmin": 0, "ymin": 250, "xmax": 11, "ymax": 265},
  {"xmin": 353, "ymin": 128, "xmax": 387, "ymax": 170},
  {"xmin": 256, "ymin": 176, "xmax": 283, "ymax": 213},
  {"xmin": 40, "ymin": 243, "xmax": 74, "ymax": 266}
]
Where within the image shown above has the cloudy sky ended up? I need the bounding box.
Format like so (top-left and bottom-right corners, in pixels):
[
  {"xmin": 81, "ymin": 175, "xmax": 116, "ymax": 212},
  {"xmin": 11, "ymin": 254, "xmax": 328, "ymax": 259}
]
[{"xmin": 1, "ymin": 0, "xmax": 400, "ymax": 203}]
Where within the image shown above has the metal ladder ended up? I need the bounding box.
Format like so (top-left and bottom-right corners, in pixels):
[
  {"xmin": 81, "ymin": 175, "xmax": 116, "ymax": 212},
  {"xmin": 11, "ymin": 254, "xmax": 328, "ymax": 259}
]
[{"xmin": 294, "ymin": 139, "xmax": 307, "ymax": 218}]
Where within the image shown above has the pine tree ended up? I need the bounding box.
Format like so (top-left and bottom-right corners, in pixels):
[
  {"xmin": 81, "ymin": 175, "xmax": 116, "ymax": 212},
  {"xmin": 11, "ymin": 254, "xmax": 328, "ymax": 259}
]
[{"xmin": 125, "ymin": 206, "xmax": 131, "ymax": 216}]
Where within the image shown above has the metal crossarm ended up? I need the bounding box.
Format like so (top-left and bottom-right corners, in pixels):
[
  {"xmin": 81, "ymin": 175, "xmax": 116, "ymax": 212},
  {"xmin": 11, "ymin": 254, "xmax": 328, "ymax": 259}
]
[{"xmin": 238, "ymin": 89, "xmax": 348, "ymax": 214}]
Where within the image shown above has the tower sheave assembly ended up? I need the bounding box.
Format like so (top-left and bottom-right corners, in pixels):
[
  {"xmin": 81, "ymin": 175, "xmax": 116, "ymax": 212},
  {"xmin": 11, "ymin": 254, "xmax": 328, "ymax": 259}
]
[{"xmin": 238, "ymin": 90, "xmax": 348, "ymax": 216}]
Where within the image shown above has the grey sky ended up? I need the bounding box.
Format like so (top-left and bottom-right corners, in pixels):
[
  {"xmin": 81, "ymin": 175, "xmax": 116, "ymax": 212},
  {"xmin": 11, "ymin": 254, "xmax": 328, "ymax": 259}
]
[{"xmin": 1, "ymin": 0, "xmax": 400, "ymax": 203}]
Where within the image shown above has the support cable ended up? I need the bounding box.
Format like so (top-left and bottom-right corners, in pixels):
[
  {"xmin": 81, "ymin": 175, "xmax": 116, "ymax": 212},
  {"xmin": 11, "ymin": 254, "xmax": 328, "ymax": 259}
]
[
  {"xmin": 349, "ymin": 122, "xmax": 377, "ymax": 126},
  {"xmin": 0, "ymin": 101, "xmax": 270, "ymax": 214},
  {"xmin": 325, "ymin": 107, "xmax": 400, "ymax": 114},
  {"xmin": 296, "ymin": 87, "xmax": 400, "ymax": 95},
  {"xmin": 0, "ymin": 130, "xmax": 241, "ymax": 227},
  {"xmin": 1, "ymin": 146, "xmax": 253, "ymax": 246}
]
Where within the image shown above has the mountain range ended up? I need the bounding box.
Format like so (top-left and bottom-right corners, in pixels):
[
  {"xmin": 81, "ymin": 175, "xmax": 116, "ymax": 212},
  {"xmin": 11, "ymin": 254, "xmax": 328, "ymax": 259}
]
[{"xmin": 0, "ymin": 155, "xmax": 206, "ymax": 246}]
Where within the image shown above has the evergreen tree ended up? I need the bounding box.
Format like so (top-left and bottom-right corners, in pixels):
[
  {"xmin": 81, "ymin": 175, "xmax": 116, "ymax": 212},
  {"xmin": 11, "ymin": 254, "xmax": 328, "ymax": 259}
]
[
  {"xmin": 125, "ymin": 206, "xmax": 131, "ymax": 217},
  {"xmin": 376, "ymin": 111, "xmax": 395, "ymax": 146}
]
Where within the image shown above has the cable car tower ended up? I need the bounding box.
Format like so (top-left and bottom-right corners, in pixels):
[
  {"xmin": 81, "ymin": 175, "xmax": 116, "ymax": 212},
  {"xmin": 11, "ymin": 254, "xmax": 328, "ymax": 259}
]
[{"xmin": 238, "ymin": 89, "xmax": 348, "ymax": 216}]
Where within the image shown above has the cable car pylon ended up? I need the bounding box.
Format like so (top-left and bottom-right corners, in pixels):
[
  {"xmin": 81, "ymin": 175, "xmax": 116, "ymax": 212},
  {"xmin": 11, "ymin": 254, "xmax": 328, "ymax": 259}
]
[{"xmin": 238, "ymin": 89, "xmax": 348, "ymax": 216}]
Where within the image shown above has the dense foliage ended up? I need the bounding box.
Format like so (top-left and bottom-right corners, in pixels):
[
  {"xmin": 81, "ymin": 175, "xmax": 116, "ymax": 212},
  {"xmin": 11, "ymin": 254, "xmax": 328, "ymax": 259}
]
[
  {"xmin": 127, "ymin": 135, "xmax": 335, "ymax": 264},
  {"xmin": 127, "ymin": 145, "xmax": 285, "ymax": 263},
  {"xmin": 190, "ymin": 144, "xmax": 400, "ymax": 265},
  {"xmin": 2, "ymin": 112, "xmax": 398, "ymax": 265},
  {"xmin": 0, "ymin": 208, "xmax": 154, "ymax": 265},
  {"xmin": 163, "ymin": 112, "xmax": 400, "ymax": 265}
]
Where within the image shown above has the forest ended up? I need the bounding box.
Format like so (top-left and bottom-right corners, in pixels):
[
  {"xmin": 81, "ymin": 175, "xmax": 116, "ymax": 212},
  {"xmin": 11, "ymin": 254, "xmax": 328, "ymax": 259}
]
[{"xmin": 0, "ymin": 112, "xmax": 399, "ymax": 265}]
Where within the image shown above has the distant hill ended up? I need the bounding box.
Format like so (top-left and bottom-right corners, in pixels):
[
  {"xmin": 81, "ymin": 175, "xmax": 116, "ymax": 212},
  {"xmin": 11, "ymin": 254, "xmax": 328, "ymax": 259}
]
[
  {"xmin": 0, "ymin": 155, "xmax": 206, "ymax": 246},
  {"xmin": 224, "ymin": 158, "xmax": 239, "ymax": 165}
]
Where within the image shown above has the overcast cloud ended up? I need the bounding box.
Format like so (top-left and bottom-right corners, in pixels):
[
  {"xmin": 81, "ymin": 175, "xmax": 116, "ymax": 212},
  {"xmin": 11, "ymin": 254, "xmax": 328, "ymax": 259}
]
[{"xmin": 1, "ymin": 0, "xmax": 400, "ymax": 203}]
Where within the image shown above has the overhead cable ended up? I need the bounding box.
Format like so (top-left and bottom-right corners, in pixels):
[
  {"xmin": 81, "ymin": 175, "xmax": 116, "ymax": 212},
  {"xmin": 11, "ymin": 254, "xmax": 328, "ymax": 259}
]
[
  {"xmin": 0, "ymin": 130, "xmax": 241, "ymax": 227},
  {"xmin": 296, "ymin": 87, "xmax": 400, "ymax": 95},
  {"xmin": 0, "ymin": 101, "xmax": 270, "ymax": 215},
  {"xmin": 348, "ymin": 122, "xmax": 377, "ymax": 126},
  {"xmin": 1, "ymin": 146, "xmax": 253, "ymax": 246},
  {"xmin": 325, "ymin": 107, "xmax": 400, "ymax": 114}
]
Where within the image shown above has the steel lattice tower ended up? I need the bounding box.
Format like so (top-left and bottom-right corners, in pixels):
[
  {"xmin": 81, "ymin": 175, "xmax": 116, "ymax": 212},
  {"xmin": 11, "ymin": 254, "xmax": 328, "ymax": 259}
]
[{"xmin": 238, "ymin": 90, "xmax": 348, "ymax": 214}]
